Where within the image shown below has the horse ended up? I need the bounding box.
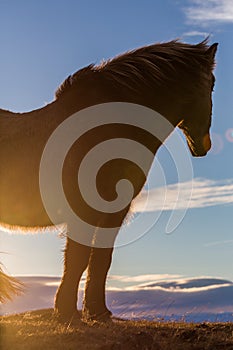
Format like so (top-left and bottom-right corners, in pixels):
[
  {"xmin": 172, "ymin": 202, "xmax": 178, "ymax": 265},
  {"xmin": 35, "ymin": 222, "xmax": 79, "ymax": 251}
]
[{"xmin": 0, "ymin": 39, "xmax": 217, "ymax": 321}]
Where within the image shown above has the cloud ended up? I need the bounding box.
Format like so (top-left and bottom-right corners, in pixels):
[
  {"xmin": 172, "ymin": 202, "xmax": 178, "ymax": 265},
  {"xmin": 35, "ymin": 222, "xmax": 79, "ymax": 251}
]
[
  {"xmin": 132, "ymin": 178, "xmax": 233, "ymax": 213},
  {"xmin": 1, "ymin": 275, "xmax": 233, "ymax": 322},
  {"xmin": 184, "ymin": 0, "xmax": 233, "ymax": 25},
  {"xmin": 109, "ymin": 274, "xmax": 181, "ymax": 283},
  {"xmin": 182, "ymin": 31, "xmax": 210, "ymax": 38},
  {"xmin": 204, "ymin": 239, "xmax": 233, "ymax": 247},
  {"xmin": 126, "ymin": 277, "xmax": 233, "ymax": 292}
]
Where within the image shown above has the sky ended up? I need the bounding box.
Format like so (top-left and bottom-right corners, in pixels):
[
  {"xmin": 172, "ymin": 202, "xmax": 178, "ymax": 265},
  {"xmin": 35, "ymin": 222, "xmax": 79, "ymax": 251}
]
[{"xmin": 0, "ymin": 0, "xmax": 233, "ymax": 287}]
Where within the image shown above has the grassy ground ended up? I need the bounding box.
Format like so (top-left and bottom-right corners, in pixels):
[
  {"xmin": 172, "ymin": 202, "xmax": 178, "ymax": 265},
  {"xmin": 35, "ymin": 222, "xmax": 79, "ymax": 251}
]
[{"xmin": 0, "ymin": 309, "xmax": 233, "ymax": 350}]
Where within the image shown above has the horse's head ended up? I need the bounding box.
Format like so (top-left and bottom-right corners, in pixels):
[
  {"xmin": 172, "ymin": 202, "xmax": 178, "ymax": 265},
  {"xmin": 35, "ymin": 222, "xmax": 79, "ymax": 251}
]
[{"xmin": 178, "ymin": 43, "xmax": 218, "ymax": 157}]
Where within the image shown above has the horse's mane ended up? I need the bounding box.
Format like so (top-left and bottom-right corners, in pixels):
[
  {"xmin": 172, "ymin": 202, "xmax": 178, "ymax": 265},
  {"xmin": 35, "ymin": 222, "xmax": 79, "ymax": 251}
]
[{"xmin": 55, "ymin": 39, "xmax": 215, "ymax": 99}]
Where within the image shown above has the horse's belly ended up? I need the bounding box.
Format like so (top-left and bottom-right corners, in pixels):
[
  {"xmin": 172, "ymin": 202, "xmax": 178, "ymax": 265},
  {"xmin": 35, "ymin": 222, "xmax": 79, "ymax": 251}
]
[
  {"xmin": 0, "ymin": 188, "xmax": 51, "ymax": 227},
  {"xmin": 0, "ymin": 154, "xmax": 51, "ymax": 227}
]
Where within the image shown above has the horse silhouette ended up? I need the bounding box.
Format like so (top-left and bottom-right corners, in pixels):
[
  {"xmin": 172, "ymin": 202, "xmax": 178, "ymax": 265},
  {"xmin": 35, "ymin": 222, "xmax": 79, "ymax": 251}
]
[{"xmin": 0, "ymin": 39, "xmax": 217, "ymax": 321}]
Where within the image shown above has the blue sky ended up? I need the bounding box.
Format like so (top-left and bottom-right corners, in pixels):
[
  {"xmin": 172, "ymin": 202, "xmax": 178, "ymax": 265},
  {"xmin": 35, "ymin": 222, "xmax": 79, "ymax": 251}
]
[{"xmin": 0, "ymin": 1, "xmax": 233, "ymax": 282}]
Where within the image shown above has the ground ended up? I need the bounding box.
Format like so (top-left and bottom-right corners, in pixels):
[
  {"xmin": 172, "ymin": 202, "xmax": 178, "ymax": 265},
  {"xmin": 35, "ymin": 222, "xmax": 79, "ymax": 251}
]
[{"xmin": 0, "ymin": 309, "xmax": 233, "ymax": 350}]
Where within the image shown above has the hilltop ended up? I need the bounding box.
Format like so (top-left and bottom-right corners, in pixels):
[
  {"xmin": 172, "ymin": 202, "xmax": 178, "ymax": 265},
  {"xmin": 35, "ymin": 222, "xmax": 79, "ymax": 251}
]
[{"xmin": 1, "ymin": 309, "xmax": 233, "ymax": 350}]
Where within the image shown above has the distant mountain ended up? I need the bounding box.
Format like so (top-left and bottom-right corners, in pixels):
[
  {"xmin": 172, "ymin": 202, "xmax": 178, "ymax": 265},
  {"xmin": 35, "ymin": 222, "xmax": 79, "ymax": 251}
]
[{"xmin": 1, "ymin": 276, "xmax": 233, "ymax": 322}]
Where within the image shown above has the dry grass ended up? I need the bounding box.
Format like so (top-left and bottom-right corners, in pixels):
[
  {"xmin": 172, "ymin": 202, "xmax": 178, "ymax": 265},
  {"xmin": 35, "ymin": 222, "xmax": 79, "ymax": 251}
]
[{"xmin": 0, "ymin": 309, "xmax": 233, "ymax": 350}]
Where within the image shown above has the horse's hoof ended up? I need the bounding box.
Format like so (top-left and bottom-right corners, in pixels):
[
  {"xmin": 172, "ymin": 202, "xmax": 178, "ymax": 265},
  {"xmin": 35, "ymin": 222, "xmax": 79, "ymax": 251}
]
[
  {"xmin": 83, "ymin": 308, "xmax": 113, "ymax": 323},
  {"xmin": 54, "ymin": 309, "xmax": 82, "ymax": 325}
]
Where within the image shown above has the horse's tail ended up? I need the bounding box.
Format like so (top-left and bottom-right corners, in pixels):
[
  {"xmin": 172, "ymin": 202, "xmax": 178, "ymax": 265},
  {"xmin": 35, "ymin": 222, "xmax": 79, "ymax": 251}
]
[{"xmin": 0, "ymin": 265, "xmax": 24, "ymax": 303}]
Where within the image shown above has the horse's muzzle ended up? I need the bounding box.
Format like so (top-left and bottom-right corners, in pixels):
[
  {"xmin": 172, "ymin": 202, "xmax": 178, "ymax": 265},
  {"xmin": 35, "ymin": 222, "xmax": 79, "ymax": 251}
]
[
  {"xmin": 191, "ymin": 149, "xmax": 207, "ymax": 157},
  {"xmin": 187, "ymin": 133, "xmax": 211, "ymax": 157},
  {"xmin": 203, "ymin": 134, "xmax": 211, "ymax": 153}
]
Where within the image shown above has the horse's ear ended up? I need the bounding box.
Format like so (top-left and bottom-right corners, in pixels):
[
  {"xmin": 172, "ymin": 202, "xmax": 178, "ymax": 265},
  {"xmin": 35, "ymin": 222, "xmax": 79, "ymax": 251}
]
[{"xmin": 206, "ymin": 43, "xmax": 218, "ymax": 61}]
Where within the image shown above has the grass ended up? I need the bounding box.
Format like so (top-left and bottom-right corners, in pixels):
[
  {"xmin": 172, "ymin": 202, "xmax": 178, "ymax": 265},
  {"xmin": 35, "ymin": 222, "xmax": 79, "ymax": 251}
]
[{"xmin": 0, "ymin": 309, "xmax": 233, "ymax": 350}]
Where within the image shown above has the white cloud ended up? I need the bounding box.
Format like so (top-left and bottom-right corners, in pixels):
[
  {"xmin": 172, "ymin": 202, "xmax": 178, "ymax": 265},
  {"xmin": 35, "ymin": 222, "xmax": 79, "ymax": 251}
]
[
  {"xmin": 132, "ymin": 178, "xmax": 233, "ymax": 213},
  {"xmin": 184, "ymin": 0, "xmax": 233, "ymax": 25},
  {"xmin": 126, "ymin": 277, "xmax": 233, "ymax": 293},
  {"xmin": 183, "ymin": 30, "xmax": 209, "ymax": 37},
  {"xmin": 109, "ymin": 274, "xmax": 181, "ymax": 283}
]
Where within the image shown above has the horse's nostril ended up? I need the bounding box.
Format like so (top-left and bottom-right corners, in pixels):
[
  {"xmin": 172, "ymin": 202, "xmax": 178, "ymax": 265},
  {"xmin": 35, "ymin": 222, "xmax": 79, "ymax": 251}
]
[{"xmin": 203, "ymin": 134, "xmax": 211, "ymax": 152}]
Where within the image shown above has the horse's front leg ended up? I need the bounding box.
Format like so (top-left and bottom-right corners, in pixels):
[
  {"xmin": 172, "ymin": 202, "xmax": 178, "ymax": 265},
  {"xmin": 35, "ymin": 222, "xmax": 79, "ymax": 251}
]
[
  {"xmin": 54, "ymin": 237, "xmax": 91, "ymax": 321},
  {"xmin": 83, "ymin": 210, "xmax": 129, "ymax": 321},
  {"xmin": 83, "ymin": 246, "xmax": 114, "ymax": 321}
]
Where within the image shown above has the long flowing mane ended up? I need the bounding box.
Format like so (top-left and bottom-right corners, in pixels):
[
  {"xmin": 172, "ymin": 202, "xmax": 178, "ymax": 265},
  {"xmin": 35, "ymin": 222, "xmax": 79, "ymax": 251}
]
[{"xmin": 55, "ymin": 39, "xmax": 215, "ymax": 99}]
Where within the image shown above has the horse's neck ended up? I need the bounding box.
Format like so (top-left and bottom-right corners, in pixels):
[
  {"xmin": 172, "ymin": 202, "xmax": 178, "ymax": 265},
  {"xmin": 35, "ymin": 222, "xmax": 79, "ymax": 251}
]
[
  {"xmin": 0, "ymin": 100, "xmax": 64, "ymax": 126},
  {"xmin": 148, "ymin": 90, "xmax": 184, "ymax": 128},
  {"xmin": 103, "ymin": 77, "xmax": 184, "ymax": 129},
  {"xmin": 0, "ymin": 108, "xmax": 16, "ymax": 118},
  {"xmin": 0, "ymin": 79, "xmax": 184, "ymax": 133}
]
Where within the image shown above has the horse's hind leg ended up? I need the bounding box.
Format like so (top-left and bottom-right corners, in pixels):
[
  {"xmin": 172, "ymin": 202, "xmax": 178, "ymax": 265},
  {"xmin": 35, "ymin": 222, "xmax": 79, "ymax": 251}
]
[
  {"xmin": 83, "ymin": 246, "xmax": 114, "ymax": 320},
  {"xmin": 54, "ymin": 237, "xmax": 90, "ymax": 321}
]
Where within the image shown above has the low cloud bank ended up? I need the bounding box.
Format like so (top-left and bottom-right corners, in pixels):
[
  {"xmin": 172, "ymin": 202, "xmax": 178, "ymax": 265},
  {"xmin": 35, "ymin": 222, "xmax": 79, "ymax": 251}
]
[{"xmin": 1, "ymin": 275, "xmax": 233, "ymax": 322}]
